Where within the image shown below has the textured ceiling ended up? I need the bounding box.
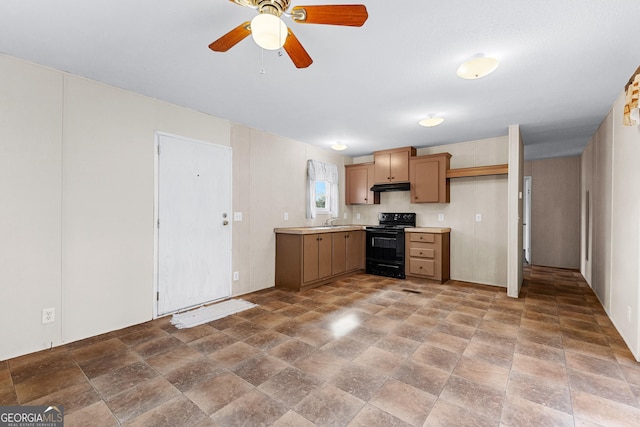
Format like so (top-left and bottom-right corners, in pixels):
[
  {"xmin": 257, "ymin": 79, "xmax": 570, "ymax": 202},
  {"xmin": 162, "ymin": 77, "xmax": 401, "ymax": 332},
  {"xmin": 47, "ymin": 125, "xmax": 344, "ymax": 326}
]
[{"xmin": 1, "ymin": 0, "xmax": 639, "ymax": 159}]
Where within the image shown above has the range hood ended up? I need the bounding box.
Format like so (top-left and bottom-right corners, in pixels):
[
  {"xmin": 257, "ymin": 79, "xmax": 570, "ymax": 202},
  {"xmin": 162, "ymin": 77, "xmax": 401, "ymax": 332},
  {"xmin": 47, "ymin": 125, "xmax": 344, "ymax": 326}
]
[{"xmin": 370, "ymin": 182, "xmax": 411, "ymax": 192}]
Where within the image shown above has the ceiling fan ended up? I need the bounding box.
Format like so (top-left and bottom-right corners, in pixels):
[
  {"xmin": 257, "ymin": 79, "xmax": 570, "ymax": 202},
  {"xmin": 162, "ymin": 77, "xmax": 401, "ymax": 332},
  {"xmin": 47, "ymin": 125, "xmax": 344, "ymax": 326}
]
[{"xmin": 209, "ymin": 0, "xmax": 368, "ymax": 68}]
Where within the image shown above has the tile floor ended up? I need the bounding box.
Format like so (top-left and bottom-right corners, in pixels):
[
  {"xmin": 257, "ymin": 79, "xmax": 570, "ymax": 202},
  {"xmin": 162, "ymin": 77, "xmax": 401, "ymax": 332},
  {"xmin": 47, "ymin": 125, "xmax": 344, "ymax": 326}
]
[{"xmin": 1, "ymin": 266, "xmax": 640, "ymax": 426}]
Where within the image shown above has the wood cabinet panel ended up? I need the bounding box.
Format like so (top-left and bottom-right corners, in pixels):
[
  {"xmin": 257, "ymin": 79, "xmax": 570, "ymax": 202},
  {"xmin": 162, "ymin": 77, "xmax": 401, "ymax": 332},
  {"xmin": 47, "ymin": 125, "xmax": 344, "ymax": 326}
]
[
  {"xmin": 405, "ymin": 231, "xmax": 450, "ymax": 282},
  {"xmin": 276, "ymin": 230, "xmax": 366, "ymax": 290},
  {"xmin": 345, "ymin": 163, "xmax": 379, "ymax": 205},
  {"xmin": 332, "ymin": 232, "xmax": 347, "ymax": 275},
  {"xmin": 409, "ymin": 153, "xmax": 451, "ymax": 203},
  {"xmin": 373, "ymin": 147, "xmax": 416, "ymax": 183}
]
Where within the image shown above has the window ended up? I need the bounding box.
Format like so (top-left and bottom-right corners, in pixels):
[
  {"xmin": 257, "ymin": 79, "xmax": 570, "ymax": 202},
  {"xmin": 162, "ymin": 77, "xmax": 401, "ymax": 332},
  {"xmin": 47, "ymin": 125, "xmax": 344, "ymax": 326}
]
[
  {"xmin": 314, "ymin": 181, "xmax": 331, "ymax": 213},
  {"xmin": 306, "ymin": 159, "xmax": 338, "ymax": 219}
]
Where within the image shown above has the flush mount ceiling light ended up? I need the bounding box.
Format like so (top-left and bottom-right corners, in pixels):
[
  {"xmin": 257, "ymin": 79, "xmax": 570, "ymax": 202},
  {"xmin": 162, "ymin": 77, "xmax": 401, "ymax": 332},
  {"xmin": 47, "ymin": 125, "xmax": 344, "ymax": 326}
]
[
  {"xmin": 251, "ymin": 13, "xmax": 288, "ymax": 50},
  {"xmin": 419, "ymin": 116, "xmax": 445, "ymax": 127},
  {"xmin": 330, "ymin": 142, "xmax": 348, "ymax": 151},
  {"xmin": 457, "ymin": 54, "xmax": 499, "ymax": 79}
]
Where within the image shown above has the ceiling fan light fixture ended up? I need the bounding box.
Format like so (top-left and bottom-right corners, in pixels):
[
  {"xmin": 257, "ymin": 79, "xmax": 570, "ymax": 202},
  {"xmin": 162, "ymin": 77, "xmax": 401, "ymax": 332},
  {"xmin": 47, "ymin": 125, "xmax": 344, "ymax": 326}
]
[
  {"xmin": 419, "ymin": 116, "xmax": 445, "ymax": 127},
  {"xmin": 251, "ymin": 14, "xmax": 288, "ymax": 50},
  {"xmin": 330, "ymin": 142, "xmax": 348, "ymax": 151},
  {"xmin": 457, "ymin": 55, "xmax": 499, "ymax": 79}
]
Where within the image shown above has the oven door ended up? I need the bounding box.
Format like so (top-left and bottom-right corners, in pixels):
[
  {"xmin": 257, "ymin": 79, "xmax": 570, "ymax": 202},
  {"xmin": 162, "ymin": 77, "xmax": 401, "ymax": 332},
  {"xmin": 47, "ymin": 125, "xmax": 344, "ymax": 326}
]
[{"xmin": 366, "ymin": 230, "xmax": 404, "ymax": 262}]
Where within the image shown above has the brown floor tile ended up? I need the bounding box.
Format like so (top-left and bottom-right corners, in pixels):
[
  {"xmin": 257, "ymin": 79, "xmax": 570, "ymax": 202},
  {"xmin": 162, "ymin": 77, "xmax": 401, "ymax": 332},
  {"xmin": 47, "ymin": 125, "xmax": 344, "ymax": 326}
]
[
  {"xmin": 184, "ymin": 371, "xmax": 253, "ymax": 415},
  {"xmin": 507, "ymin": 371, "xmax": 572, "ymax": 413},
  {"xmin": 15, "ymin": 364, "xmax": 88, "ymax": 403},
  {"xmin": 210, "ymin": 389, "xmax": 287, "ymax": 426},
  {"xmin": 71, "ymin": 337, "xmax": 128, "ymax": 363},
  {"xmin": 164, "ymin": 358, "xmax": 222, "ymax": 392},
  {"xmin": 267, "ymin": 339, "xmax": 315, "ymax": 364},
  {"xmin": 439, "ymin": 375, "xmax": 504, "ymax": 421},
  {"xmin": 258, "ymin": 366, "xmax": 322, "ymax": 407},
  {"xmin": 144, "ymin": 344, "xmax": 202, "ymax": 375},
  {"xmin": 369, "ymin": 379, "xmax": 436, "ymax": 426},
  {"xmin": 91, "ymin": 361, "xmax": 158, "ymax": 400},
  {"xmin": 571, "ymin": 389, "xmax": 640, "ymax": 426},
  {"xmin": 3, "ymin": 266, "xmax": 639, "ymax": 427},
  {"xmin": 272, "ymin": 410, "xmax": 315, "ymax": 427},
  {"xmin": 410, "ymin": 343, "xmax": 460, "ymax": 373},
  {"xmin": 171, "ymin": 324, "xmax": 218, "ymax": 343},
  {"xmin": 65, "ymin": 401, "xmax": 119, "ymax": 427},
  {"xmin": 511, "ymin": 352, "xmax": 569, "ymax": 386},
  {"xmin": 565, "ymin": 351, "xmax": 626, "ymax": 381},
  {"xmin": 347, "ymin": 403, "xmax": 413, "ymax": 427},
  {"xmin": 232, "ymin": 353, "xmax": 288, "ymax": 386},
  {"xmin": 208, "ymin": 341, "xmax": 260, "ymax": 369},
  {"xmin": 501, "ymin": 395, "xmax": 574, "ymax": 427},
  {"xmin": 392, "ymin": 359, "xmax": 450, "ymax": 396},
  {"xmin": 423, "ymin": 398, "xmax": 495, "ymax": 427},
  {"xmin": 329, "ymin": 363, "xmax": 387, "ymax": 401},
  {"xmin": 568, "ymin": 369, "xmax": 638, "ymax": 407},
  {"xmin": 294, "ymin": 384, "xmax": 364, "ymax": 426},
  {"xmin": 452, "ymin": 356, "xmax": 510, "ymax": 391},
  {"xmin": 125, "ymin": 395, "xmax": 207, "ymax": 427},
  {"xmin": 107, "ymin": 376, "xmax": 180, "ymax": 423}
]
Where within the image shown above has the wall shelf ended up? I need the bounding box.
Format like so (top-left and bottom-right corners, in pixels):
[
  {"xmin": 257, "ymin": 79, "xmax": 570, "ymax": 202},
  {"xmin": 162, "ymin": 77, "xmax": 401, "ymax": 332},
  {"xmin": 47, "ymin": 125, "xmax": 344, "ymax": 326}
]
[{"xmin": 446, "ymin": 164, "xmax": 508, "ymax": 178}]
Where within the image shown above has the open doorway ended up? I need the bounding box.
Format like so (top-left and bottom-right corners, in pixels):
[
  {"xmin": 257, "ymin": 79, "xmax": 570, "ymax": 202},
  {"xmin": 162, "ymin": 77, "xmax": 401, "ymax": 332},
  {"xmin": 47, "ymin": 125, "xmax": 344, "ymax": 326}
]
[{"xmin": 523, "ymin": 176, "xmax": 532, "ymax": 264}]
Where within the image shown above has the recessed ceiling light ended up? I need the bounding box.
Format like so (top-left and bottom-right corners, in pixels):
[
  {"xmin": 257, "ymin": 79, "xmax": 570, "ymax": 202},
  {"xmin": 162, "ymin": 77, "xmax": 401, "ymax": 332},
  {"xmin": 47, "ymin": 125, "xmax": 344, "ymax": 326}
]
[
  {"xmin": 457, "ymin": 55, "xmax": 499, "ymax": 79},
  {"xmin": 330, "ymin": 142, "xmax": 348, "ymax": 151},
  {"xmin": 419, "ymin": 116, "xmax": 445, "ymax": 127}
]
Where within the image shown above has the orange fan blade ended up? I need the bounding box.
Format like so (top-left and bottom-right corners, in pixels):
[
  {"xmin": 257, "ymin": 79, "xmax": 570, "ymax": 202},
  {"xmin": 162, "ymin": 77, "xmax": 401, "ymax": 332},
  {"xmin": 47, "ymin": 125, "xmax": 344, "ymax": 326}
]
[
  {"xmin": 283, "ymin": 29, "xmax": 313, "ymax": 68},
  {"xmin": 291, "ymin": 4, "xmax": 368, "ymax": 27},
  {"xmin": 208, "ymin": 21, "xmax": 251, "ymax": 52}
]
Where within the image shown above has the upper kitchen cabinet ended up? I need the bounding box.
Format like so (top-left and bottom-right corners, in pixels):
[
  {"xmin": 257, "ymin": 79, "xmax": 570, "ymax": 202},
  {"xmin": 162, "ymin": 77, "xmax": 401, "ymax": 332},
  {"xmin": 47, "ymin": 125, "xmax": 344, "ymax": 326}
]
[
  {"xmin": 373, "ymin": 146, "xmax": 416, "ymax": 183},
  {"xmin": 345, "ymin": 163, "xmax": 379, "ymax": 205},
  {"xmin": 409, "ymin": 153, "xmax": 451, "ymax": 203}
]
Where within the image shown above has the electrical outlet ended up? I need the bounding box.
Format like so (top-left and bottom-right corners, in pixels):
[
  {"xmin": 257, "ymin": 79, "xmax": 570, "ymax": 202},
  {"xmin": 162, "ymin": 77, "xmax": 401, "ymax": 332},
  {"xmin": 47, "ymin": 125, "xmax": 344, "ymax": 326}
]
[
  {"xmin": 284, "ymin": 212, "xmax": 289, "ymax": 220},
  {"xmin": 438, "ymin": 213, "xmax": 444, "ymax": 222},
  {"xmin": 343, "ymin": 212, "xmax": 348, "ymax": 219},
  {"xmin": 42, "ymin": 307, "xmax": 55, "ymax": 324},
  {"xmin": 233, "ymin": 271, "xmax": 239, "ymax": 281},
  {"xmin": 356, "ymin": 213, "xmax": 361, "ymax": 220},
  {"xmin": 475, "ymin": 214, "xmax": 482, "ymax": 222}
]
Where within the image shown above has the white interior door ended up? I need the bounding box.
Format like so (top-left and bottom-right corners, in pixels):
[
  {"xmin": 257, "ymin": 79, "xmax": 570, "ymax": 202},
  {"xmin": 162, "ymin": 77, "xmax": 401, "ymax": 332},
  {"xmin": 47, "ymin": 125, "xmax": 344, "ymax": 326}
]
[{"xmin": 156, "ymin": 133, "xmax": 232, "ymax": 315}]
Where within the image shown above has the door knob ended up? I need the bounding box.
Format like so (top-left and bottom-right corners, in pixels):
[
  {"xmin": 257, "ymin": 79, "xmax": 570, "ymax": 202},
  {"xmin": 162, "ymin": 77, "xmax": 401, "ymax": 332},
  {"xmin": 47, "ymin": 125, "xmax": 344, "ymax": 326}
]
[{"xmin": 223, "ymin": 220, "xmax": 229, "ymax": 226}]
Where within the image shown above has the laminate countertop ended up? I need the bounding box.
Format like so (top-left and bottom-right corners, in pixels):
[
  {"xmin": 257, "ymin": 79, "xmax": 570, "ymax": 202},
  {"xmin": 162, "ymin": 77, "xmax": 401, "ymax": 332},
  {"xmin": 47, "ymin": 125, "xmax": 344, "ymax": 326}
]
[
  {"xmin": 274, "ymin": 225, "xmax": 367, "ymax": 235},
  {"xmin": 404, "ymin": 227, "xmax": 451, "ymax": 233}
]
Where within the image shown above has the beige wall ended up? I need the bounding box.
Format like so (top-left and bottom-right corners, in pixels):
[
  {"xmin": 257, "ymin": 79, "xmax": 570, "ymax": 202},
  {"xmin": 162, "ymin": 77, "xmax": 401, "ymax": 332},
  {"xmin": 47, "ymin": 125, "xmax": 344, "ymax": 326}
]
[
  {"xmin": 524, "ymin": 156, "xmax": 581, "ymax": 269},
  {"xmin": 352, "ymin": 137, "xmax": 510, "ymax": 287},
  {"xmin": 0, "ymin": 54, "xmax": 349, "ymax": 360},
  {"xmin": 581, "ymin": 91, "xmax": 640, "ymax": 360}
]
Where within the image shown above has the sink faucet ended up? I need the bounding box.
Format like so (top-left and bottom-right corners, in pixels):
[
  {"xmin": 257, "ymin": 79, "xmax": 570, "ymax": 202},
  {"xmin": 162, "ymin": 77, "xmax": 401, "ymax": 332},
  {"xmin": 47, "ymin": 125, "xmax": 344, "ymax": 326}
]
[{"xmin": 324, "ymin": 218, "xmax": 339, "ymax": 226}]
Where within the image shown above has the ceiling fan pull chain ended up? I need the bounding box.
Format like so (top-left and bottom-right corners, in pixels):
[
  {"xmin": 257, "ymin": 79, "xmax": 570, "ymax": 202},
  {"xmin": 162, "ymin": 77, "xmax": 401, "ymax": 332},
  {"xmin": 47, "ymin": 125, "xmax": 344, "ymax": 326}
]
[{"xmin": 259, "ymin": 48, "xmax": 266, "ymax": 75}]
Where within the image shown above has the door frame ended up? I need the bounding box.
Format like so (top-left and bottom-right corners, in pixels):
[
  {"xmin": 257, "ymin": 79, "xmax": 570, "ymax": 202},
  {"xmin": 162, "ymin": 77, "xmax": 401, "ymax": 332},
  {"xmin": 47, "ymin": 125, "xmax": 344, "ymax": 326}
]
[
  {"xmin": 152, "ymin": 131, "xmax": 233, "ymax": 318},
  {"xmin": 523, "ymin": 176, "xmax": 532, "ymax": 264}
]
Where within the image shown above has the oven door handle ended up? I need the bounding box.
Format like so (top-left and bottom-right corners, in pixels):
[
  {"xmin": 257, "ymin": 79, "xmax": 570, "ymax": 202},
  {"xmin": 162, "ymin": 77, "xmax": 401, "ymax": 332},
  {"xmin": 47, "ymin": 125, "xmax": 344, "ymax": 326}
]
[{"xmin": 378, "ymin": 263, "xmax": 401, "ymax": 269}]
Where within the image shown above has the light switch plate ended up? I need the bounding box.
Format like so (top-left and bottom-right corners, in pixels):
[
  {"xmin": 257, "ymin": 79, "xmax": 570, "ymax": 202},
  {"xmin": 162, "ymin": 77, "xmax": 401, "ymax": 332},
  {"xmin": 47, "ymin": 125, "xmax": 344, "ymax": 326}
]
[
  {"xmin": 284, "ymin": 212, "xmax": 289, "ymax": 220},
  {"xmin": 475, "ymin": 214, "xmax": 482, "ymax": 222},
  {"xmin": 234, "ymin": 212, "xmax": 242, "ymax": 221},
  {"xmin": 438, "ymin": 213, "xmax": 444, "ymax": 222}
]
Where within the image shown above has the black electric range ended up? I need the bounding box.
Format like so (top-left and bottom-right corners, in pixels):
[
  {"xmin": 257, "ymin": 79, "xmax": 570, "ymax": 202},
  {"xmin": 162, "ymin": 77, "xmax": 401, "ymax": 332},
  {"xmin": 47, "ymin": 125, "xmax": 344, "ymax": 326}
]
[{"xmin": 365, "ymin": 213, "xmax": 416, "ymax": 279}]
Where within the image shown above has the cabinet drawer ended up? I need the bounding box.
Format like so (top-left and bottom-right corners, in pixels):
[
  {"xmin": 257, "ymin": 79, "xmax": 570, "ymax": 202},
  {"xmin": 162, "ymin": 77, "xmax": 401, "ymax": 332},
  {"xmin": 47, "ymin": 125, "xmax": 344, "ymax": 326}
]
[
  {"xmin": 409, "ymin": 247, "xmax": 435, "ymax": 258},
  {"xmin": 410, "ymin": 233, "xmax": 435, "ymax": 243},
  {"xmin": 409, "ymin": 259, "xmax": 435, "ymax": 276}
]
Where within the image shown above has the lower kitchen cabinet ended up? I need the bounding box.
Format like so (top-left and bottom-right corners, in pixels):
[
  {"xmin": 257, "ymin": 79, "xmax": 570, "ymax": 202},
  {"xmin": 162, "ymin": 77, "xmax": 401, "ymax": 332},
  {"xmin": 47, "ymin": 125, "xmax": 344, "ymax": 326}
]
[
  {"xmin": 405, "ymin": 230, "xmax": 450, "ymax": 282},
  {"xmin": 275, "ymin": 230, "xmax": 366, "ymax": 290}
]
